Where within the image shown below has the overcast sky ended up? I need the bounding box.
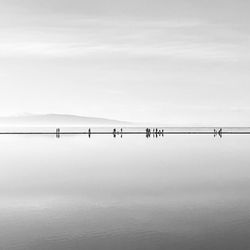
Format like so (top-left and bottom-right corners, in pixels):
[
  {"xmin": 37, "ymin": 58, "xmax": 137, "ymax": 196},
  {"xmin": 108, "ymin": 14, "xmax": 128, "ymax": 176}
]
[{"xmin": 0, "ymin": 0, "xmax": 249, "ymax": 125}]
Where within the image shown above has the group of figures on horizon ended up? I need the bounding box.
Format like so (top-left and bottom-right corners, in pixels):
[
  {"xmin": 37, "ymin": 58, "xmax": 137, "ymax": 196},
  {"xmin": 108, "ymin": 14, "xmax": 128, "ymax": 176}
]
[
  {"xmin": 86, "ymin": 128, "xmax": 164, "ymax": 138},
  {"xmin": 146, "ymin": 128, "xmax": 164, "ymax": 138},
  {"xmin": 88, "ymin": 128, "xmax": 124, "ymax": 138},
  {"xmin": 112, "ymin": 128, "xmax": 123, "ymax": 138},
  {"xmin": 214, "ymin": 128, "xmax": 223, "ymax": 138},
  {"xmin": 55, "ymin": 127, "xmax": 223, "ymax": 138}
]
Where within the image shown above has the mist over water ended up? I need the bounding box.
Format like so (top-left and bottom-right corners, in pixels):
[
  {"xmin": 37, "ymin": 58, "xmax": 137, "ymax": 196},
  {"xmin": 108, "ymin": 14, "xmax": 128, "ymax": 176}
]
[{"xmin": 0, "ymin": 128, "xmax": 250, "ymax": 250}]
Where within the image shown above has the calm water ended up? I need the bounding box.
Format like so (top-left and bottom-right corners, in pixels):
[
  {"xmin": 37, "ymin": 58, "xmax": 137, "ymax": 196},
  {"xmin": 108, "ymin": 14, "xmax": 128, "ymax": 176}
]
[{"xmin": 0, "ymin": 128, "xmax": 250, "ymax": 249}]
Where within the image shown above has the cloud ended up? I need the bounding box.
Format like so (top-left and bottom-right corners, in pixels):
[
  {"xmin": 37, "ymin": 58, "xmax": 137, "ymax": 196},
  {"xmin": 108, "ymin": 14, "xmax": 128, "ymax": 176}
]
[
  {"xmin": 0, "ymin": 40, "xmax": 245, "ymax": 63},
  {"xmin": 0, "ymin": 16, "xmax": 248, "ymax": 62}
]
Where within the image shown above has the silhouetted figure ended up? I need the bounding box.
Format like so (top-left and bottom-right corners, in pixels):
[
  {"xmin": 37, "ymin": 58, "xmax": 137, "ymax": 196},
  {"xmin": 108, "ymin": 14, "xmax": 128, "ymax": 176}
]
[
  {"xmin": 214, "ymin": 129, "xmax": 217, "ymax": 137},
  {"xmin": 56, "ymin": 128, "xmax": 60, "ymax": 138},
  {"xmin": 120, "ymin": 128, "xmax": 123, "ymax": 138},
  {"xmin": 218, "ymin": 128, "xmax": 222, "ymax": 138},
  {"xmin": 113, "ymin": 128, "xmax": 116, "ymax": 138},
  {"xmin": 88, "ymin": 128, "xmax": 91, "ymax": 138},
  {"xmin": 162, "ymin": 129, "xmax": 164, "ymax": 136}
]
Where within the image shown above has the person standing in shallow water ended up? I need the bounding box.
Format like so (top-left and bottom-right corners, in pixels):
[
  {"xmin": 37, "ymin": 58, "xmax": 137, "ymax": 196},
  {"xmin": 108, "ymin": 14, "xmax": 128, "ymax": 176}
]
[{"xmin": 148, "ymin": 128, "xmax": 151, "ymax": 137}]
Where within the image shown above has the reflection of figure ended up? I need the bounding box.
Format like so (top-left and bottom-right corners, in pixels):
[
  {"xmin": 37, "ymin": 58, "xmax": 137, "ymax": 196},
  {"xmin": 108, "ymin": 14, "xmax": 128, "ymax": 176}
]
[
  {"xmin": 214, "ymin": 129, "xmax": 217, "ymax": 137},
  {"xmin": 113, "ymin": 128, "xmax": 116, "ymax": 138},
  {"xmin": 155, "ymin": 128, "xmax": 158, "ymax": 138},
  {"xmin": 88, "ymin": 128, "xmax": 91, "ymax": 138},
  {"xmin": 120, "ymin": 128, "xmax": 123, "ymax": 138},
  {"xmin": 56, "ymin": 128, "xmax": 60, "ymax": 138},
  {"xmin": 218, "ymin": 128, "xmax": 222, "ymax": 138}
]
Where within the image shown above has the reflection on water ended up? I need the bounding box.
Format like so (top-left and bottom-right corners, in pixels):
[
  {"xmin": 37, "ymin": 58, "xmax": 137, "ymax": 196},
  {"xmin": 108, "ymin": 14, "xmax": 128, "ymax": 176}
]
[{"xmin": 0, "ymin": 129, "xmax": 250, "ymax": 250}]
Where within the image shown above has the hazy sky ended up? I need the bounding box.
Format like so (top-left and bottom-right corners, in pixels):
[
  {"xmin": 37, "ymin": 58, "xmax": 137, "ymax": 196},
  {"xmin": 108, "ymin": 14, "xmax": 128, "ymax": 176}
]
[{"xmin": 0, "ymin": 0, "xmax": 249, "ymax": 125}]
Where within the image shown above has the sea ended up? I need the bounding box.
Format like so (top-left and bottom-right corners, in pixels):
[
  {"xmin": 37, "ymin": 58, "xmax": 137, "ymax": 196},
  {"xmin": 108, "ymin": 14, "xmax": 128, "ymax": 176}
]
[{"xmin": 0, "ymin": 127, "xmax": 250, "ymax": 250}]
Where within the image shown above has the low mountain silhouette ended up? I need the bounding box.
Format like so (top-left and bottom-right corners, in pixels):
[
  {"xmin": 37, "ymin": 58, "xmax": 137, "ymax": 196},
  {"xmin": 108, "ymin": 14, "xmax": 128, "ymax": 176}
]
[{"xmin": 0, "ymin": 114, "xmax": 130, "ymax": 126}]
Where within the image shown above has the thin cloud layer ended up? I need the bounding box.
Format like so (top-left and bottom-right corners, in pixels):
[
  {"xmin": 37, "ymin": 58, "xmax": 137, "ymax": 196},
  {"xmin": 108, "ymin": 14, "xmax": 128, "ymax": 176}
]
[
  {"xmin": 0, "ymin": 17, "xmax": 248, "ymax": 62},
  {"xmin": 0, "ymin": 0, "xmax": 249, "ymax": 124}
]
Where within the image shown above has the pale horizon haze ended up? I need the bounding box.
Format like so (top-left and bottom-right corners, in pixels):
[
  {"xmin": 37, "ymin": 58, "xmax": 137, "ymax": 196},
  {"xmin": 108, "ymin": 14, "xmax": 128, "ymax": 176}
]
[{"xmin": 0, "ymin": 0, "xmax": 250, "ymax": 125}]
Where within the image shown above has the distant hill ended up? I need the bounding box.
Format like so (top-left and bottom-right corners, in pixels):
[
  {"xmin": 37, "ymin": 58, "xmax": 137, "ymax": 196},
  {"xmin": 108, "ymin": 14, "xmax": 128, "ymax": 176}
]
[{"xmin": 0, "ymin": 114, "xmax": 130, "ymax": 126}]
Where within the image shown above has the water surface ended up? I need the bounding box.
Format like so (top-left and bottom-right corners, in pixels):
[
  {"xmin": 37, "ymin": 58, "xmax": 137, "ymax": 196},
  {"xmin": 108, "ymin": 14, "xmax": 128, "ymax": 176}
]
[{"xmin": 0, "ymin": 128, "xmax": 250, "ymax": 249}]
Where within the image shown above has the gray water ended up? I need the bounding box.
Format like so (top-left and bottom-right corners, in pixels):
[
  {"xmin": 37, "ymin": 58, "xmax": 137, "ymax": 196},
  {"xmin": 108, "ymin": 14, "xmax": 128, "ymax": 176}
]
[{"xmin": 0, "ymin": 129, "xmax": 250, "ymax": 250}]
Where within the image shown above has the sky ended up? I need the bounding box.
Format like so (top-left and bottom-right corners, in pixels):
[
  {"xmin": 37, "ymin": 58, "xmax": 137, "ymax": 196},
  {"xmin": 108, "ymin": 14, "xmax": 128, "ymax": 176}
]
[{"xmin": 0, "ymin": 0, "xmax": 249, "ymax": 125}]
